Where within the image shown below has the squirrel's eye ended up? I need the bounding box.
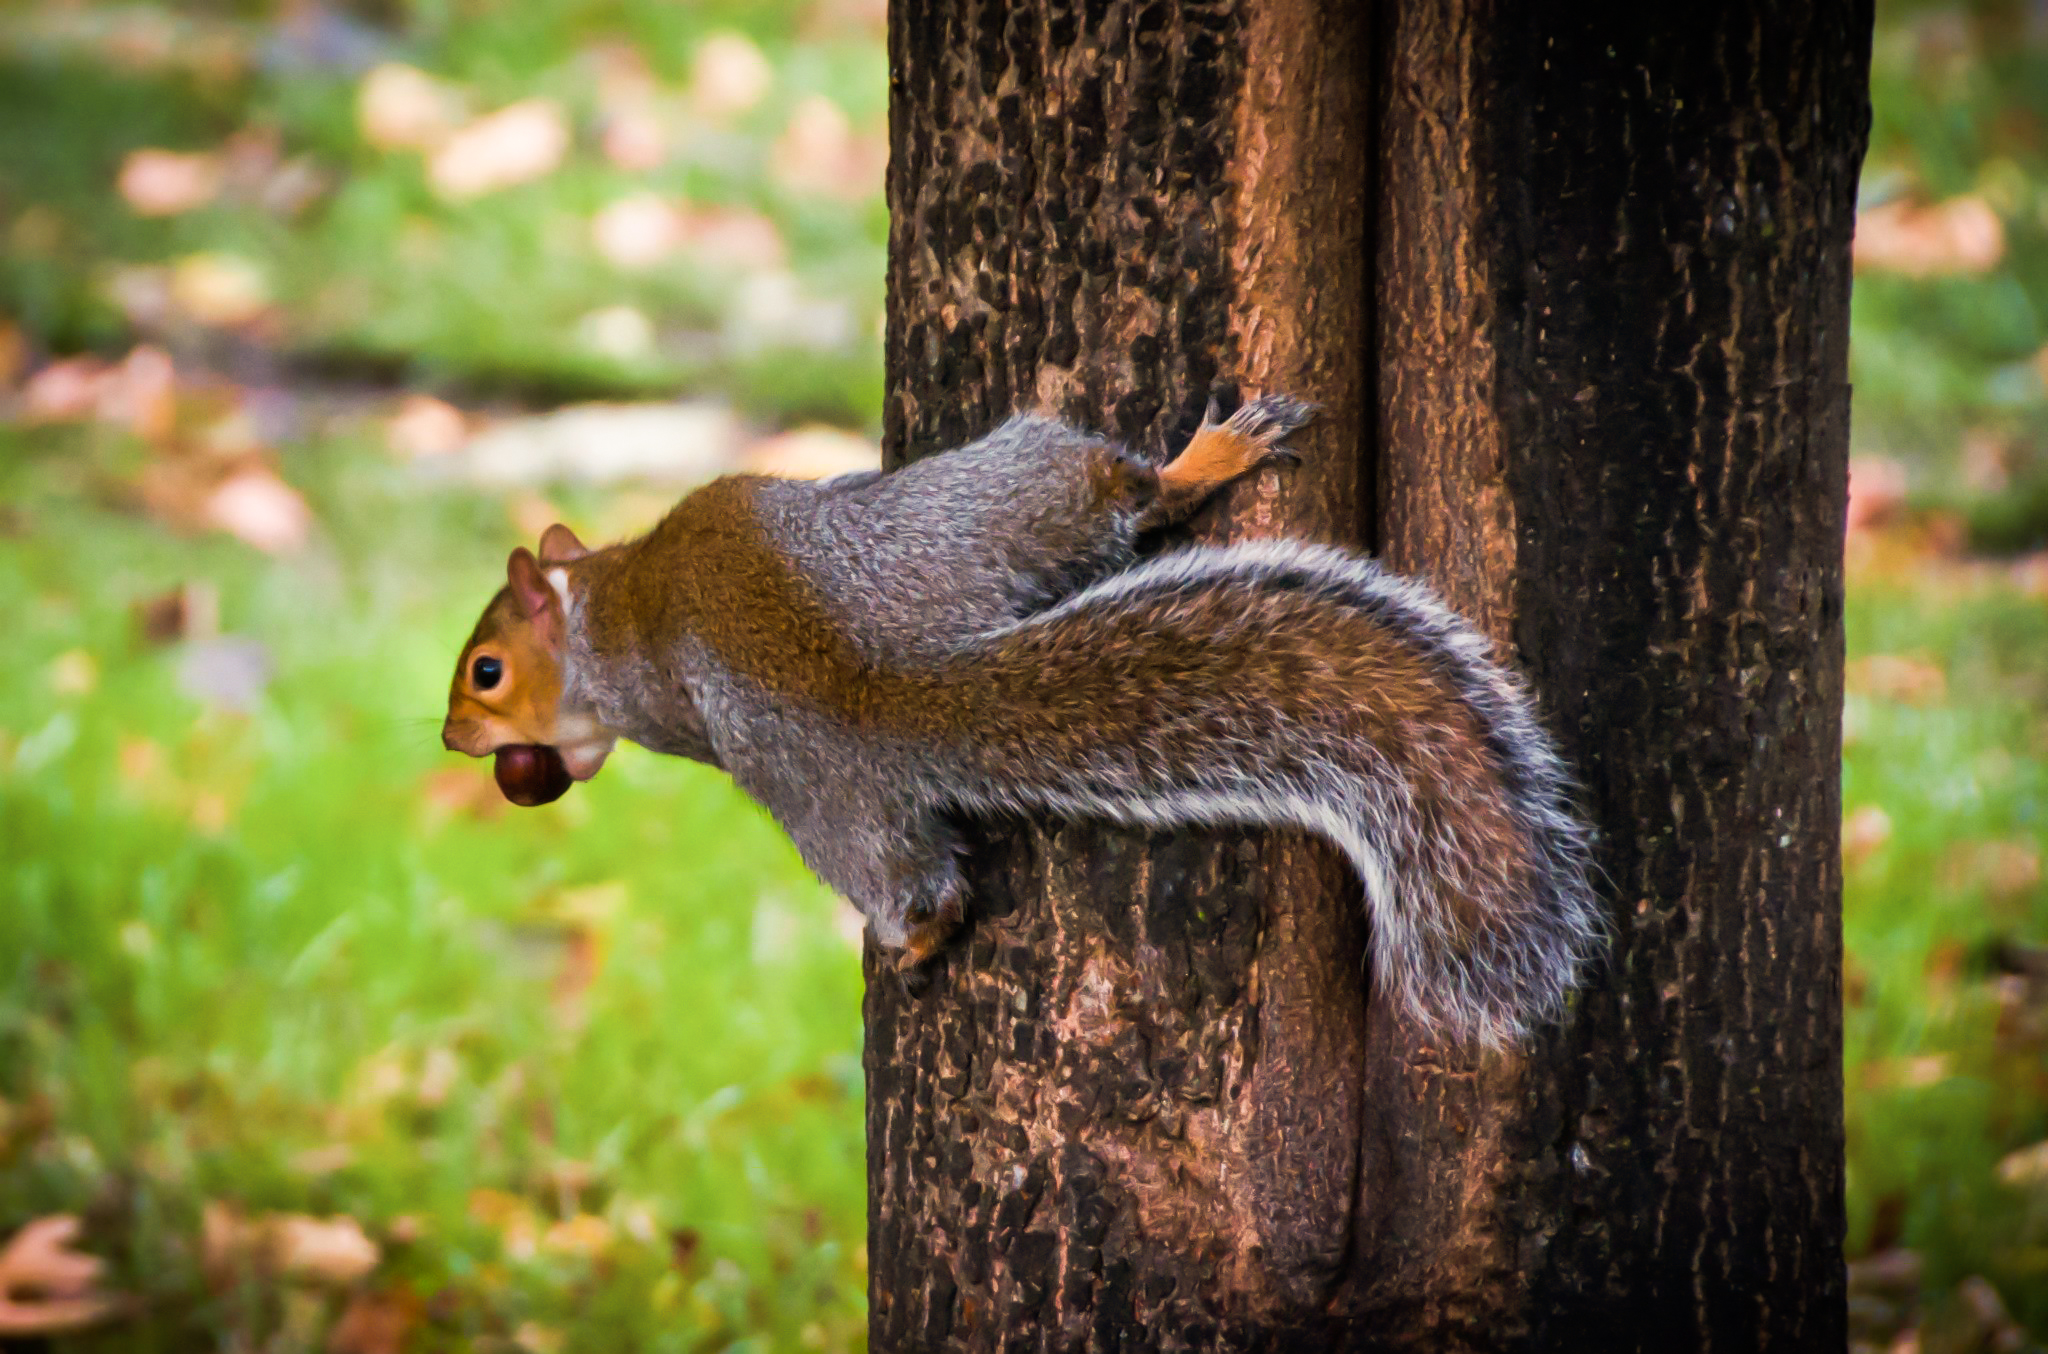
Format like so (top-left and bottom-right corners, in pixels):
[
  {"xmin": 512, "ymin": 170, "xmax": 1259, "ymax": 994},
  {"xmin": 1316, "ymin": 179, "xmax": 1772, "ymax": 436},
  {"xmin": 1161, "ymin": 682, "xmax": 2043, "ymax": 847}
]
[{"xmin": 471, "ymin": 656, "xmax": 503, "ymax": 690}]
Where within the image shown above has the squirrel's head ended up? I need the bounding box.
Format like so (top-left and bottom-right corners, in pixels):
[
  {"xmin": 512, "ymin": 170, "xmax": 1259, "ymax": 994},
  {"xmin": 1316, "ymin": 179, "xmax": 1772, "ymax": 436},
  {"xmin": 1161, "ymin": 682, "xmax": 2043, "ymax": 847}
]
[{"xmin": 442, "ymin": 524, "xmax": 616, "ymax": 807}]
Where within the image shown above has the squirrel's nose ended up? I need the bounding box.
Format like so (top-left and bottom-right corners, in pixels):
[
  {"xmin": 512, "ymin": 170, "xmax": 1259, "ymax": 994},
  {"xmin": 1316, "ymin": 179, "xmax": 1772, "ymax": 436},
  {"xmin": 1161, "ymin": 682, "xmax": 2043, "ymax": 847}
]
[{"xmin": 441, "ymin": 720, "xmax": 464, "ymax": 753}]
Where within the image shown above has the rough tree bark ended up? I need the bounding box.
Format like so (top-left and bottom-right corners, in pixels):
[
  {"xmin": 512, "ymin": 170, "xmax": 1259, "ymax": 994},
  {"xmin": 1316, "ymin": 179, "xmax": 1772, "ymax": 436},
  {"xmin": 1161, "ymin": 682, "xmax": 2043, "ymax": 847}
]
[{"xmin": 867, "ymin": 2, "xmax": 1870, "ymax": 1349}]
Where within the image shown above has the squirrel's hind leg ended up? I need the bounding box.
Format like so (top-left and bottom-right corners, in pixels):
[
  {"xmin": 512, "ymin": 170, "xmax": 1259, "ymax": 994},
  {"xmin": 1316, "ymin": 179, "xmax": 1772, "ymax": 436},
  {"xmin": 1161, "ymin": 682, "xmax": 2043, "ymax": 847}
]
[
  {"xmin": 819, "ymin": 807, "xmax": 968, "ymax": 970},
  {"xmin": 1138, "ymin": 394, "xmax": 1319, "ymax": 531}
]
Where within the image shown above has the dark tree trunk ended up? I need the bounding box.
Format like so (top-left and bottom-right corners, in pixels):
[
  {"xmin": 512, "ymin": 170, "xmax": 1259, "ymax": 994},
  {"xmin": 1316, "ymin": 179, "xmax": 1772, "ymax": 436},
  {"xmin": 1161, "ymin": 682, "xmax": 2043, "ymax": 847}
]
[{"xmin": 869, "ymin": 1, "xmax": 1870, "ymax": 1349}]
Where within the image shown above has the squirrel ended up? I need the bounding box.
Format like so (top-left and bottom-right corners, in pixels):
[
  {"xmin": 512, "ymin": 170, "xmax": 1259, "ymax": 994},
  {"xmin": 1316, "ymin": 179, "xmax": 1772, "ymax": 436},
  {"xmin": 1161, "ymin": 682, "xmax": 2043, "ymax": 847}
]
[{"xmin": 441, "ymin": 395, "xmax": 1600, "ymax": 1046}]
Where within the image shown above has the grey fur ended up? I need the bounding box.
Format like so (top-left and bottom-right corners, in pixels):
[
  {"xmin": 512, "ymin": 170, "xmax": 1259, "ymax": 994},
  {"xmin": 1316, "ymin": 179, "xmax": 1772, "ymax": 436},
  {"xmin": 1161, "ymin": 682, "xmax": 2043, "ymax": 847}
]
[{"xmin": 562, "ymin": 397, "xmax": 1599, "ymax": 1046}]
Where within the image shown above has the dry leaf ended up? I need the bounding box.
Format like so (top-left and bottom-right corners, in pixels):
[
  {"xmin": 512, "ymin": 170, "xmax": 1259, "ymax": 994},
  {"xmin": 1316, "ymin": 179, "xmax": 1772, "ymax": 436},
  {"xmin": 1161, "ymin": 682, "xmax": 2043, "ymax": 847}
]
[
  {"xmin": 0, "ymin": 1215, "xmax": 124, "ymax": 1336},
  {"xmin": 602, "ymin": 109, "xmax": 667, "ymax": 171},
  {"xmin": 681, "ymin": 204, "xmax": 786, "ymax": 270},
  {"xmin": 47, "ymin": 649, "xmax": 99, "ymax": 697},
  {"xmin": 1996, "ymin": 1140, "xmax": 2048, "ymax": 1188},
  {"xmin": 170, "ymin": 253, "xmax": 271, "ymax": 328},
  {"xmin": 1846, "ymin": 654, "xmax": 1946, "ymax": 706},
  {"xmin": 745, "ymin": 426, "xmax": 877, "ymax": 480},
  {"xmin": 430, "ymin": 100, "xmax": 568, "ymax": 200},
  {"xmin": 420, "ymin": 766, "xmax": 507, "ymax": 825},
  {"xmin": 592, "ymin": 194, "xmax": 687, "ymax": 269},
  {"xmin": 272, "ymin": 1215, "xmax": 380, "ymax": 1285},
  {"xmin": 1854, "ymin": 196, "xmax": 2005, "ymax": 277},
  {"xmin": 574, "ymin": 305, "xmax": 656, "ymax": 360},
  {"xmin": 540, "ymin": 1214, "xmax": 613, "ymax": 1260},
  {"xmin": 357, "ymin": 63, "xmax": 462, "ymax": 152},
  {"xmin": 1847, "ymin": 456, "xmax": 1908, "ymax": 534},
  {"xmin": 1842, "ymin": 805, "xmax": 1892, "ymax": 870},
  {"xmin": 133, "ymin": 581, "xmax": 222, "ymax": 647},
  {"xmin": 118, "ymin": 148, "xmax": 222, "ymax": 217},
  {"xmin": 205, "ymin": 1204, "xmax": 381, "ymax": 1288},
  {"xmin": 1939, "ymin": 839, "xmax": 2042, "ymax": 910},
  {"xmin": 384, "ymin": 394, "xmax": 469, "ymax": 459},
  {"xmin": 327, "ymin": 1286, "xmax": 421, "ymax": 1354},
  {"xmin": 440, "ymin": 402, "xmax": 742, "ymax": 487},
  {"xmin": 515, "ymin": 1320, "xmax": 565, "ymax": 1354},
  {"xmin": 205, "ymin": 468, "xmax": 312, "ymax": 554},
  {"xmin": 690, "ymin": 33, "xmax": 772, "ymax": 118},
  {"xmin": 771, "ymin": 95, "xmax": 885, "ymax": 200},
  {"xmin": 18, "ymin": 346, "xmax": 175, "ymax": 437},
  {"xmin": 468, "ymin": 1189, "xmax": 542, "ymax": 1261}
]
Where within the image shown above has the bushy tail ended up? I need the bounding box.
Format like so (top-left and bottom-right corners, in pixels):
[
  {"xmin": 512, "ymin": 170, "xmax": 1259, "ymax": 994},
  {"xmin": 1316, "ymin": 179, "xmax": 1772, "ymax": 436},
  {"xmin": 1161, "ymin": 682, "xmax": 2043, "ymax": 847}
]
[{"xmin": 948, "ymin": 539, "xmax": 1604, "ymax": 1046}]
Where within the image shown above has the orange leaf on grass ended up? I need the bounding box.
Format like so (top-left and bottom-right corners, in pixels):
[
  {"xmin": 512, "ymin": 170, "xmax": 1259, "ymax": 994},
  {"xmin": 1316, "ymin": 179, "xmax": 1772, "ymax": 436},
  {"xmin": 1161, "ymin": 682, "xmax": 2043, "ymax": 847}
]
[
  {"xmin": 203, "ymin": 1204, "xmax": 380, "ymax": 1288},
  {"xmin": 117, "ymin": 148, "xmax": 221, "ymax": 217},
  {"xmin": 1855, "ymin": 196, "xmax": 2005, "ymax": 277},
  {"xmin": 0, "ymin": 1215, "xmax": 124, "ymax": 1337},
  {"xmin": 429, "ymin": 100, "xmax": 569, "ymax": 200}
]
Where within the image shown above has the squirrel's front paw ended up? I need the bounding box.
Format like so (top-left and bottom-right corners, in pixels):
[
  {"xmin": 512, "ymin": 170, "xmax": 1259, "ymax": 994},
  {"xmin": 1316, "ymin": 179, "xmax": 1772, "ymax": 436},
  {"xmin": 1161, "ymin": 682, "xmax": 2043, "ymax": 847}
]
[{"xmin": 894, "ymin": 878, "xmax": 966, "ymax": 971}]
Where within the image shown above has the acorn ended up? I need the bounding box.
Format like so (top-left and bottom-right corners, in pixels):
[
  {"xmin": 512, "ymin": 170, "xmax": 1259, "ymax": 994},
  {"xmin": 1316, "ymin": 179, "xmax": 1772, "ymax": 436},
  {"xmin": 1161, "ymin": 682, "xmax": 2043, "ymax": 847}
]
[{"xmin": 494, "ymin": 744, "xmax": 572, "ymax": 806}]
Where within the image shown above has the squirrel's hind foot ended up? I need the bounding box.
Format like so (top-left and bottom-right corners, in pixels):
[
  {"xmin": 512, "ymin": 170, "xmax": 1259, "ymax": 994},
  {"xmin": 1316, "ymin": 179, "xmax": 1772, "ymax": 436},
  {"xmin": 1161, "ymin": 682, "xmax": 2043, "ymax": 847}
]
[{"xmin": 1147, "ymin": 394, "xmax": 1318, "ymax": 527}]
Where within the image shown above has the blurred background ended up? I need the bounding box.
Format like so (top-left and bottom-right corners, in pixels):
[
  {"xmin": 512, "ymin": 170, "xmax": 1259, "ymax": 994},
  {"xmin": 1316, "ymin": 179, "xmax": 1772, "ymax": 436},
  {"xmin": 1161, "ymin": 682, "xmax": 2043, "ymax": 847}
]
[{"xmin": 0, "ymin": 1, "xmax": 2042, "ymax": 1350}]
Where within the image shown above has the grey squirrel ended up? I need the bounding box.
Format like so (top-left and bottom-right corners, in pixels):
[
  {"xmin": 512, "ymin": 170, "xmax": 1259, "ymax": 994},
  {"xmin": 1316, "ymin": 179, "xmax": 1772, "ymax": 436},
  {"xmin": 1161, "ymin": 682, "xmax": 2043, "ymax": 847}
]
[{"xmin": 441, "ymin": 396, "xmax": 1600, "ymax": 1046}]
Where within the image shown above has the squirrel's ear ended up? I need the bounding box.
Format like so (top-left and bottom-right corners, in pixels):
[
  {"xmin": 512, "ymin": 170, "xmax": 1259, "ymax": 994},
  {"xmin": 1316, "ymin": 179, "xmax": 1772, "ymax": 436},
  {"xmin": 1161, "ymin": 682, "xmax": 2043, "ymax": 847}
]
[
  {"xmin": 507, "ymin": 547, "xmax": 558, "ymax": 623},
  {"xmin": 538, "ymin": 523, "xmax": 589, "ymax": 565}
]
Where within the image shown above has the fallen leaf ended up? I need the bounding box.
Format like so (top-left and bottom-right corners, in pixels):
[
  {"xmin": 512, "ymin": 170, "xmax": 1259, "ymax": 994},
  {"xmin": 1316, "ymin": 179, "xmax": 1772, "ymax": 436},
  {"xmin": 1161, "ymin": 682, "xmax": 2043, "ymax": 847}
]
[
  {"xmin": 170, "ymin": 253, "xmax": 271, "ymax": 328},
  {"xmin": 1846, "ymin": 654, "xmax": 1946, "ymax": 706},
  {"xmin": 117, "ymin": 148, "xmax": 222, "ymax": 217},
  {"xmin": 430, "ymin": 100, "xmax": 569, "ymax": 200},
  {"xmin": 592, "ymin": 194, "xmax": 687, "ymax": 269},
  {"xmin": 1843, "ymin": 805, "xmax": 1892, "ymax": 870},
  {"xmin": 680, "ymin": 204, "xmax": 786, "ymax": 270},
  {"xmin": 272, "ymin": 1215, "xmax": 380, "ymax": 1285},
  {"xmin": 515, "ymin": 1320, "xmax": 565, "ymax": 1354},
  {"xmin": 205, "ymin": 1204, "xmax": 381, "ymax": 1288},
  {"xmin": 690, "ymin": 32, "xmax": 772, "ymax": 119},
  {"xmin": 468, "ymin": 1189, "xmax": 542, "ymax": 1261},
  {"xmin": 1996, "ymin": 1140, "xmax": 2048, "ymax": 1188},
  {"xmin": 771, "ymin": 95, "xmax": 885, "ymax": 200},
  {"xmin": 602, "ymin": 109, "xmax": 667, "ymax": 171},
  {"xmin": 384, "ymin": 394, "xmax": 469, "ymax": 459},
  {"xmin": 133, "ymin": 581, "xmax": 222, "ymax": 647},
  {"xmin": 1938, "ymin": 839, "xmax": 2042, "ymax": 910},
  {"xmin": 574, "ymin": 304, "xmax": 656, "ymax": 360},
  {"xmin": 1848, "ymin": 456, "xmax": 1908, "ymax": 533},
  {"xmin": 47, "ymin": 649, "xmax": 99, "ymax": 697},
  {"xmin": 745, "ymin": 426, "xmax": 878, "ymax": 480},
  {"xmin": 0, "ymin": 1215, "xmax": 124, "ymax": 1336},
  {"xmin": 540, "ymin": 1214, "xmax": 613, "ymax": 1260},
  {"xmin": 356, "ymin": 63, "xmax": 462, "ymax": 151},
  {"xmin": 327, "ymin": 1286, "xmax": 421, "ymax": 1354},
  {"xmin": 291, "ymin": 1144, "xmax": 357, "ymax": 1177},
  {"xmin": 420, "ymin": 766, "xmax": 507, "ymax": 825},
  {"xmin": 1855, "ymin": 196, "xmax": 2005, "ymax": 277},
  {"xmin": 1862, "ymin": 1054, "xmax": 1954, "ymax": 1090},
  {"xmin": 435, "ymin": 402, "xmax": 743, "ymax": 487},
  {"xmin": 205, "ymin": 468, "xmax": 312, "ymax": 553}
]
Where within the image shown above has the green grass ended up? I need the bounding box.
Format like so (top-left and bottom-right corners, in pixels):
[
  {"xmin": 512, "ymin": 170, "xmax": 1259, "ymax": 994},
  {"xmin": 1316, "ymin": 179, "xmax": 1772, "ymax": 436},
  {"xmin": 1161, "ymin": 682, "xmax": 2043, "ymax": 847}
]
[
  {"xmin": 1843, "ymin": 557, "xmax": 2048, "ymax": 1331},
  {"xmin": 0, "ymin": 422, "xmax": 869, "ymax": 1352},
  {"xmin": 2, "ymin": 0, "xmax": 2048, "ymax": 1347},
  {"xmin": 0, "ymin": 1, "xmax": 887, "ymax": 424}
]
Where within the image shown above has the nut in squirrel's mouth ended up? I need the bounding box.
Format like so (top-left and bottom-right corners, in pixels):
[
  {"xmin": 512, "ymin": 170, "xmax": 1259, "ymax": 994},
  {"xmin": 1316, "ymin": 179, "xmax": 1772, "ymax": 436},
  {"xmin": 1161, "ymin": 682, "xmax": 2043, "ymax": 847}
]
[
  {"xmin": 494, "ymin": 744, "xmax": 573, "ymax": 806},
  {"xmin": 489, "ymin": 737, "xmax": 614, "ymax": 807}
]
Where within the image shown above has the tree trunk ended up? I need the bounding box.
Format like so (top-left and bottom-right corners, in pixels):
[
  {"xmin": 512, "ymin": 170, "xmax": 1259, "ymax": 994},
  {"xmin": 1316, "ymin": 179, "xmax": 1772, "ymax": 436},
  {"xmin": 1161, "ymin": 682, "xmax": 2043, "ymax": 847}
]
[{"xmin": 868, "ymin": 1, "xmax": 1870, "ymax": 1349}]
